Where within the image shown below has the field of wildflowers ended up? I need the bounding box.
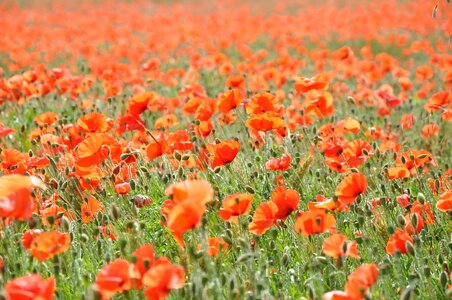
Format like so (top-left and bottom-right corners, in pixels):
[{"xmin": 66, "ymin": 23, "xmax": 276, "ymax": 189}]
[{"xmin": 0, "ymin": 0, "xmax": 451, "ymax": 299}]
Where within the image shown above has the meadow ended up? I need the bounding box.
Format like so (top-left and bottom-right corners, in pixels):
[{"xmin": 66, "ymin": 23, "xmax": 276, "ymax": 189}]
[{"xmin": 0, "ymin": 0, "xmax": 451, "ymax": 299}]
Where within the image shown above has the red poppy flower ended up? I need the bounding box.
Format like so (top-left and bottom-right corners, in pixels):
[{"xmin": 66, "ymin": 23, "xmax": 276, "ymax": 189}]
[
  {"xmin": 271, "ymin": 186, "xmax": 299, "ymax": 220},
  {"xmin": 30, "ymin": 230, "xmax": 71, "ymax": 262},
  {"xmin": 5, "ymin": 274, "xmax": 55, "ymax": 300},
  {"xmin": 335, "ymin": 173, "xmax": 368, "ymax": 205},
  {"xmin": 294, "ymin": 208, "xmax": 336, "ymax": 237},
  {"xmin": 249, "ymin": 202, "xmax": 278, "ymax": 235},
  {"xmin": 322, "ymin": 233, "xmax": 359, "ymax": 259},
  {"xmin": 94, "ymin": 259, "xmax": 134, "ymax": 299},
  {"xmin": 142, "ymin": 257, "xmax": 185, "ymax": 300},
  {"xmin": 219, "ymin": 193, "xmax": 253, "ymax": 222},
  {"xmin": 386, "ymin": 227, "xmax": 414, "ymax": 255},
  {"xmin": 265, "ymin": 153, "xmax": 291, "ymax": 171}
]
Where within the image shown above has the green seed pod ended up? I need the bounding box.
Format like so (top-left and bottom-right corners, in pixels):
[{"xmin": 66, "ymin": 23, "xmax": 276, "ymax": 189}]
[
  {"xmin": 60, "ymin": 217, "xmax": 70, "ymax": 232},
  {"xmin": 80, "ymin": 234, "xmax": 89, "ymax": 244},
  {"xmin": 406, "ymin": 241, "xmax": 415, "ymax": 256},
  {"xmin": 387, "ymin": 225, "xmax": 395, "ymax": 235},
  {"xmin": 417, "ymin": 193, "xmax": 425, "ymax": 204},
  {"xmin": 245, "ymin": 185, "xmax": 254, "ymax": 194},
  {"xmin": 281, "ymin": 253, "xmax": 289, "ymax": 267},
  {"xmin": 110, "ymin": 204, "xmax": 120, "ymax": 221},
  {"xmin": 316, "ymin": 256, "xmax": 328, "ymax": 265},
  {"xmin": 400, "ymin": 286, "xmax": 414, "ymax": 300},
  {"xmin": 440, "ymin": 271, "xmax": 448, "ymax": 287},
  {"xmin": 174, "ymin": 151, "xmax": 182, "ymax": 161},
  {"xmin": 397, "ymin": 215, "xmax": 405, "ymax": 226},
  {"xmin": 423, "ymin": 266, "xmax": 431, "ymax": 277}
]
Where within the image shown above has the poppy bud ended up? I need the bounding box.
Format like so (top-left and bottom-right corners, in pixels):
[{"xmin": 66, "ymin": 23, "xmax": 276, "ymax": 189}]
[
  {"xmin": 125, "ymin": 221, "xmax": 135, "ymax": 230},
  {"xmin": 406, "ymin": 241, "xmax": 415, "ymax": 256},
  {"xmin": 417, "ymin": 153, "xmax": 428, "ymax": 159},
  {"xmin": 110, "ymin": 204, "xmax": 120, "ymax": 221},
  {"xmin": 80, "ymin": 234, "xmax": 89, "ymax": 244},
  {"xmin": 245, "ymin": 185, "xmax": 255, "ymax": 194},
  {"xmin": 129, "ymin": 179, "xmax": 136, "ymax": 190},
  {"xmin": 308, "ymin": 285, "xmax": 316, "ymax": 299},
  {"xmin": 281, "ymin": 253, "xmax": 289, "ymax": 267},
  {"xmin": 397, "ymin": 215, "xmax": 405, "ymax": 226},
  {"xmin": 119, "ymin": 239, "xmax": 127, "ymax": 254},
  {"xmin": 120, "ymin": 153, "xmax": 130, "ymax": 161},
  {"xmin": 440, "ymin": 271, "xmax": 448, "ymax": 287},
  {"xmin": 401, "ymin": 155, "xmax": 407, "ymax": 164},
  {"xmin": 112, "ymin": 165, "xmax": 121, "ymax": 175},
  {"xmin": 387, "ymin": 225, "xmax": 395, "ymax": 234},
  {"xmin": 400, "ymin": 286, "xmax": 414, "ymax": 300},
  {"xmin": 423, "ymin": 266, "xmax": 431, "ymax": 277},
  {"xmin": 417, "ymin": 193, "xmax": 425, "ymax": 204},
  {"xmin": 174, "ymin": 151, "xmax": 182, "ymax": 161},
  {"xmin": 316, "ymin": 256, "xmax": 328, "ymax": 265},
  {"xmin": 47, "ymin": 215, "xmax": 55, "ymax": 226},
  {"xmin": 60, "ymin": 217, "xmax": 70, "ymax": 232}
]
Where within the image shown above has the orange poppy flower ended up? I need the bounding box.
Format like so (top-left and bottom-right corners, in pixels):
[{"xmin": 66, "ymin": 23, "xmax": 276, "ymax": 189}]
[
  {"xmin": 245, "ymin": 92, "xmax": 278, "ymax": 115},
  {"xmin": 209, "ymin": 139, "xmax": 240, "ymax": 169},
  {"xmin": 265, "ymin": 153, "xmax": 291, "ymax": 171},
  {"xmin": 198, "ymin": 237, "xmax": 229, "ymax": 256},
  {"xmin": 5, "ymin": 274, "xmax": 55, "ymax": 300},
  {"xmin": 322, "ymin": 233, "xmax": 359, "ymax": 259},
  {"xmin": 22, "ymin": 229, "xmax": 43, "ymax": 249},
  {"xmin": 115, "ymin": 182, "xmax": 131, "ymax": 195},
  {"xmin": 0, "ymin": 174, "xmax": 46, "ymax": 220},
  {"xmin": 436, "ymin": 190, "xmax": 452, "ymax": 212},
  {"xmin": 294, "ymin": 75, "xmax": 328, "ymax": 93},
  {"xmin": 395, "ymin": 150, "xmax": 434, "ymax": 174},
  {"xmin": 133, "ymin": 244, "xmax": 155, "ymax": 279},
  {"xmin": 0, "ymin": 122, "xmax": 15, "ymax": 137},
  {"xmin": 421, "ymin": 123, "xmax": 440, "ymax": 138},
  {"xmin": 78, "ymin": 112, "xmax": 111, "ymax": 133},
  {"xmin": 305, "ymin": 91, "xmax": 335, "ymax": 119},
  {"xmin": 424, "ymin": 91, "xmax": 451, "ymax": 113},
  {"xmin": 335, "ymin": 118, "xmax": 361, "ymax": 135},
  {"xmin": 344, "ymin": 264, "xmax": 379, "ymax": 299},
  {"xmin": 116, "ymin": 113, "xmax": 147, "ymax": 135},
  {"xmin": 332, "ymin": 46, "xmax": 354, "ymax": 60},
  {"xmin": 387, "ymin": 166, "xmax": 410, "ymax": 180},
  {"xmin": 308, "ymin": 195, "xmax": 339, "ymax": 211},
  {"xmin": 404, "ymin": 212, "xmax": 424, "ymax": 235},
  {"xmin": 76, "ymin": 134, "xmax": 121, "ymax": 167},
  {"xmin": 34, "ymin": 112, "xmax": 59, "ymax": 126},
  {"xmin": 248, "ymin": 202, "xmax": 278, "ymax": 235},
  {"xmin": 163, "ymin": 180, "xmax": 214, "ymax": 245},
  {"xmin": 271, "ymin": 186, "xmax": 300, "ymax": 220},
  {"xmin": 400, "ymin": 113, "xmax": 416, "ymax": 130},
  {"xmin": 127, "ymin": 91, "xmax": 159, "ymax": 115},
  {"xmin": 81, "ymin": 196, "xmax": 103, "ymax": 223},
  {"xmin": 294, "ymin": 208, "xmax": 336, "ymax": 237},
  {"xmin": 154, "ymin": 114, "xmax": 178, "ymax": 130},
  {"xmin": 94, "ymin": 259, "xmax": 134, "ymax": 299},
  {"xmin": 335, "ymin": 173, "xmax": 368, "ymax": 205},
  {"xmin": 30, "ymin": 230, "xmax": 71, "ymax": 262},
  {"xmin": 322, "ymin": 290, "xmax": 354, "ymax": 300},
  {"xmin": 142, "ymin": 257, "xmax": 185, "ymax": 300},
  {"xmin": 218, "ymin": 193, "xmax": 253, "ymax": 222},
  {"xmin": 245, "ymin": 112, "xmax": 283, "ymax": 132},
  {"xmin": 217, "ymin": 89, "xmax": 243, "ymax": 114},
  {"xmin": 386, "ymin": 227, "xmax": 414, "ymax": 255}
]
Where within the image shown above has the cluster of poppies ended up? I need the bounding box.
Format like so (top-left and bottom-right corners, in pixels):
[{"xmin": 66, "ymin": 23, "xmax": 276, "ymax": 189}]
[{"xmin": 1, "ymin": 0, "xmax": 452, "ymax": 299}]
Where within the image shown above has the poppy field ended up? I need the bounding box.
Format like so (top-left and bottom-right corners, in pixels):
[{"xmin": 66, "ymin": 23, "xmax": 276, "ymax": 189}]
[{"xmin": 0, "ymin": 0, "xmax": 452, "ymax": 299}]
